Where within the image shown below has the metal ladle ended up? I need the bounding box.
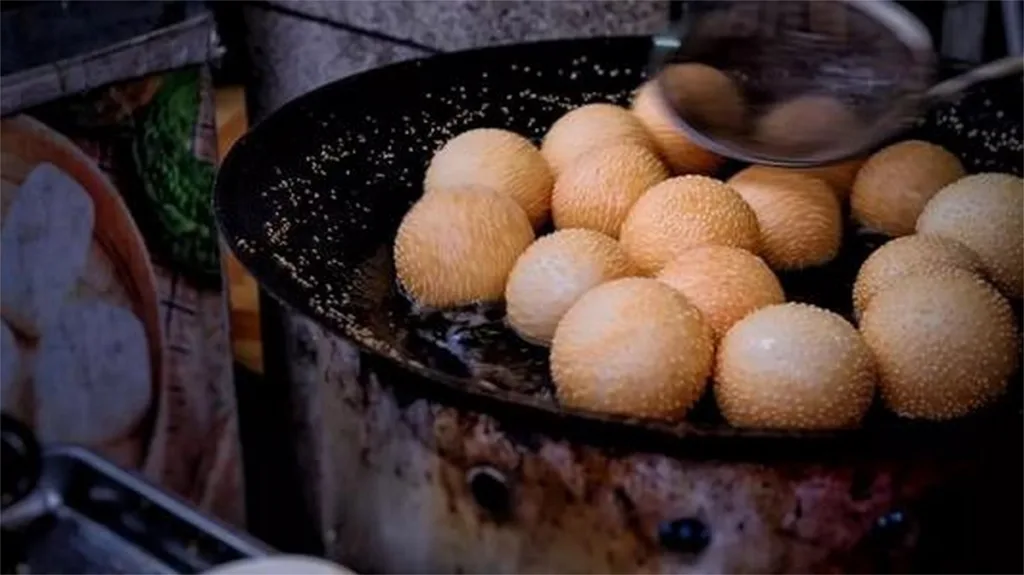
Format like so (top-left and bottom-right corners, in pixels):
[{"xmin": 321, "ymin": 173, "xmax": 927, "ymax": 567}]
[{"xmin": 649, "ymin": 0, "xmax": 1024, "ymax": 167}]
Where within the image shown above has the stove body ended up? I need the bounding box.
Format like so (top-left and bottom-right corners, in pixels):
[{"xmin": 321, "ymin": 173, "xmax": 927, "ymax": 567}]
[{"xmin": 273, "ymin": 312, "xmax": 1018, "ymax": 574}]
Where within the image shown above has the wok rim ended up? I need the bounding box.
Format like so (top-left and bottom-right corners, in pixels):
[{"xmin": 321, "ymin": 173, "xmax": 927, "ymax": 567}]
[{"xmin": 214, "ymin": 35, "xmax": 1018, "ymax": 459}]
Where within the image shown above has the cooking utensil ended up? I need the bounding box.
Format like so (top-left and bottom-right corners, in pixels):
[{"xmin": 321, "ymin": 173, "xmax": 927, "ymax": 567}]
[
  {"xmin": 215, "ymin": 35, "xmax": 1021, "ymax": 451},
  {"xmin": 648, "ymin": 0, "xmax": 1024, "ymax": 166},
  {"xmin": 0, "ymin": 414, "xmax": 270, "ymax": 574}
]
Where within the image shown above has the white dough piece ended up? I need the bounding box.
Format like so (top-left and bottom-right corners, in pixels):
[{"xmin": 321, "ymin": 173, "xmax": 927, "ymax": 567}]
[
  {"xmin": 1, "ymin": 162, "xmax": 95, "ymax": 338},
  {"xmin": 203, "ymin": 556, "xmax": 355, "ymax": 574},
  {"xmin": 33, "ymin": 299, "xmax": 151, "ymax": 445},
  {"xmin": 1, "ymin": 320, "xmax": 21, "ymax": 412},
  {"xmin": 73, "ymin": 241, "xmax": 133, "ymax": 310}
]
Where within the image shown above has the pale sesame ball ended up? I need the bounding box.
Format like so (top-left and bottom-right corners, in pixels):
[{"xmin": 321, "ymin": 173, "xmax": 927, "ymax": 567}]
[
  {"xmin": 859, "ymin": 272, "xmax": 1019, "ymax": 421},
  {"xmin": 715, "ymin": 303, "xmax": 877, "ymax": 430},
  {"xmin": 505, "ymin": 229, "xmax": 637, "ymax": 346},
  {"xmin": 852, "ymin": 234, "xmax": 985, "ymax": 320},
  {"xmin": 916, "ymin": 172, "xmax": 1024, "ymax": 299}
]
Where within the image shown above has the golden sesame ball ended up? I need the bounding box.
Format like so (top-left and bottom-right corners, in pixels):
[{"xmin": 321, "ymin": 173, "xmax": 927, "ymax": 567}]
[
  {"xmin": 619, "ymin": 175, "xmax": 761, "ymax": 275},
  {"xmin": 657, "ymin": 245, "xmax": 784, "ymax": 339},
  {"xmin": 788, "ymin": 156, "xmax": 866, "ymax": 202},
  {"xmin": 541, "ymin": 103, "xmax": 654, "ymax": 177},
  {"xmin": 727, "ymin": 166, "xmax": 842, "ymax": 271},
  {"xmin": 551, "ymin": 277, "xmax": 714, "ymax": 421},
  {"xmin": 850, "ymin": 140, "xmax": 965, "ymax": 237},
  {"xmin": 656, "ymin": 63, "xmax": 746, "ymax": 134},
  {"xmin": 505, "ymin": 229, "xmax": 637, "ymax": 346},
  {"xmin": 394, "ymin": 186, "xmax": 534, "ymax": 307},
  {"xmin": 424, "ymin": 128, "xmax": 554, "ymax": 228},
  {"xmin": 631, "ymin": 76, "xmax": 725, "ymax": 175},
  {"xmin": 744, "ymin": 157, "xmax": 866, "ymax": 203},
  {"xmin": 551, "ymin": 143, "xmax": 669, "ymax": 238},
  {"xmin": 754, "ymin": 95, "xmax": 862, "ymax": 156},
  {"xmin": 715, "ymin": 303, "xmax": 877, "ymax": 430}
]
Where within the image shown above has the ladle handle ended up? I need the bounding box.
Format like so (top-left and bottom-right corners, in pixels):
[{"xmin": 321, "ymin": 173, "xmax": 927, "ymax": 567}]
[
  {"xmin": 926, "ymin": 56, "xmax": 1024, "ymax": 102},
  {"xmin": 648, "ymin": 2, "xmax": 693, "ymax": 75}
]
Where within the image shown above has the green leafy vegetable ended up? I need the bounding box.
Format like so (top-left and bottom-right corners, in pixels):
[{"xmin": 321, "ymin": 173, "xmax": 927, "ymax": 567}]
[{"xmin": 132, "ymin": 68, "xmax": 219, "ymax": 283}]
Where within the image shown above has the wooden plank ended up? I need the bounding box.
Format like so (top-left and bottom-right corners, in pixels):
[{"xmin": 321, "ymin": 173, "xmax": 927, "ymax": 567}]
[{"xmin": 214, "ymin": 86, "xmax": 263, "ymax": 376}]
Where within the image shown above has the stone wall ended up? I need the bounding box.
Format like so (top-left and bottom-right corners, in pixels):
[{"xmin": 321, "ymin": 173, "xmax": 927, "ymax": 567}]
[{"xmin": 242, "ymin": 0, "xmax": 669, "ymax": 117}]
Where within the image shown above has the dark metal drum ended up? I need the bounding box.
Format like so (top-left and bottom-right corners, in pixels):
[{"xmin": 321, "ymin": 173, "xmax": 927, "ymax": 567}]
[{"xmin": 215, "ymin": 37, "xmax": 1023, "ymax": 573}]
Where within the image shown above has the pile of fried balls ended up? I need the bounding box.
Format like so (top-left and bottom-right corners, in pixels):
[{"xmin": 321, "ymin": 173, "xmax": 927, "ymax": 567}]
[{"xmin": 393, "ymin": 63, "xmax": 1022, "ymax": 430}]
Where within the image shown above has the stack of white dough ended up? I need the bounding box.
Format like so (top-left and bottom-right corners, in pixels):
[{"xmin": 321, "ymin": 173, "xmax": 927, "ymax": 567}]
[{"xmin": 0, "ymin": 162, "xmax": 152, "ymax": 447}]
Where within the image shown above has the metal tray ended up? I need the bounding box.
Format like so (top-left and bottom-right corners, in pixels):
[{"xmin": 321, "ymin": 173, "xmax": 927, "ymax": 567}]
[{"xmin": 1, "ymin": 416, "xmax": 269, "ymax": 574}]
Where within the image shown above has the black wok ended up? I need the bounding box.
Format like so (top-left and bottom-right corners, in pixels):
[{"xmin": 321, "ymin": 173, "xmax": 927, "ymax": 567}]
[{"xmin": 215, "ymin": 36, "xmax": 1022, "ymax": 459}]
